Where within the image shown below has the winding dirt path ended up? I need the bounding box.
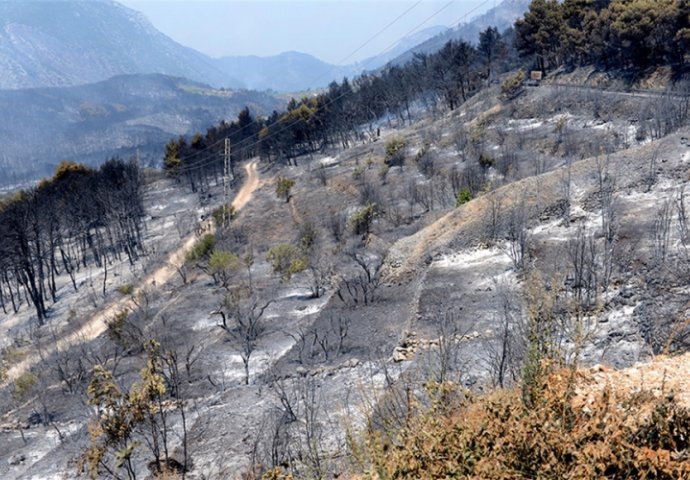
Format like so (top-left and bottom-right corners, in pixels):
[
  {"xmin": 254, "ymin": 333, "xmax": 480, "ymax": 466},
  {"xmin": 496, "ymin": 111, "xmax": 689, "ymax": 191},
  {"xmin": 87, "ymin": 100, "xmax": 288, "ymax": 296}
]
[
  {"xmin": 231, "ymin": 160, "xmax": 259, "ymax": 211},
  {"xmin": 4, "ymin": 161, "xmax": 261, "ymax": 384}
]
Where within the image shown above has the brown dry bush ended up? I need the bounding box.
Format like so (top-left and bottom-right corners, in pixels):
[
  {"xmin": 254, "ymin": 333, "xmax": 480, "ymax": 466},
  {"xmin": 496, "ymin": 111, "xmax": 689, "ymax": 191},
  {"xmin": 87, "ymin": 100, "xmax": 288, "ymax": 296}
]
[{"xmin": 355, "ymin": 367, "xmax": 690, "ymax": 479}]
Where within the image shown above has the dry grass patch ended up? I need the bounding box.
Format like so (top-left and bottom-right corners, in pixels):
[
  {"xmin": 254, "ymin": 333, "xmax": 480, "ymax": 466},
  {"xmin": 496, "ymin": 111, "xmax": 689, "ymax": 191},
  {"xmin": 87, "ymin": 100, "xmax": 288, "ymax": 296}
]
[{"xmin": 353, "ymin": 364, "xmax": 690, "ymax": 479}]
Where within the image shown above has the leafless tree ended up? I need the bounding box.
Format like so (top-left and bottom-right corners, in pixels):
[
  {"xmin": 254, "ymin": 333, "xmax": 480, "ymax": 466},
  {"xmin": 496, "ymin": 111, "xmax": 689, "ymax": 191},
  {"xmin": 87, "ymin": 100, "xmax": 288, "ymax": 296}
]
[
  {"xmin": 159, "ymin": 348, "xmax": 194, "ymax": 475},
  {"xmin": 174, "ymin": 211, "xmax": 196, "ymax": 240},
  {"xmin": 336, "ymin": 251, "xmax": 382, "ymax": 306},
  {"xmin": 448, "ymin": 164, "xmax": 463, "ymax": 194},
  {"xmin": 170, "ymin": 257, "xmax": 189, "ymax": 285},
  {"xmin": 416, "ymin": 144, "xmax": 436, "ymax": 178},
  {"xmin": 505, "ymin": 193, "xmax": 530, "ymax": 271},
  {"xmin": 384, "ymin": 191, "xmax": 406, "ymax": 227},
  {"xmin": 567, "ymin": 223, "xmax": 599, "ymax": 310},
  {"xmin": 295, "ymin": 376, "xmax": 328, "ymax": 479},
  {"xmin": 250, "ymin": 407, "xmax": 294, "ymax": 476},
  {"xmin": 486, "ymin": 282, "xmax": 523, "ymax": 388},
  {"xmin": 594, "ymin": 150, "xmax": 609, "ymax": 193},
  {"xmin": 50, "ymin": 331, "xmax": 90, "ymax": 395},
  {"xmin": 559, "ymin": 159, "xmax": 572, "ymax": 225},
  {"xmin": 644, "ymin": 148, "xmax": 660, "ymax": 192},
  {"xmin": 326, "ymin": 210, "xmax": 347, "ymax": 243},
  {"xmin": 287, "ymin": 327, "xmax": 311, "ymax": 365},
  {"xmin": 357, "ymin": 175, "xmax": 382, "ymax": 207},
  {"xmin": 531, "ymin": 155, "xmax": 547, "ymax": 211},
  {"xmin": 676, "ymin": 186, "xmax": 689, "ymax": 256},
  {"xmin": 600, "ymin": 176, "xmax": 618, "ymax": 290},
  {"xmin": 452, "ymin": 127, "xmax": 469, "ymax": 159},
  {"xmin": 288, "ymin": 314, "xmax": 350, "ymax": 366},
  {"xmin": 484, "ymin": 193, "xmax": 503, "ymax": 244},
  {"xmin": 313, "ymin": 164, "xmax": 328, "ymax": 186},
  {"xmin": 416, "ymin": 181, "xmax": 435, "ymax": 212},
  {"xmin": 430, "ymin": 173, "xmax": 454, "ymax": 209},
  {"xmin": 213, "ymin": 292, "xmax": 274, "ymax": 385},
  {"xmin": 429, "ymin": 310, "xmax": 472, "ymax": 384},
  {"xmin": 254, "ymin": 374, "xmax": 330, "ymax": 479},
  {"xmin": 652, "ymin": 199, "xmax": 673, "ymax": 267}
]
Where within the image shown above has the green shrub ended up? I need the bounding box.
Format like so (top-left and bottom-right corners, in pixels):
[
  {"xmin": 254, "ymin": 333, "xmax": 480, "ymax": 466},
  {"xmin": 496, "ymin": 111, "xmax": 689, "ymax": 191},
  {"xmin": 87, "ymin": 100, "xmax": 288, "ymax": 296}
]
[
  {"xmin": 501, "ymin": 69, "xmax": 525, "ymax": 98},
  {"xmin": 208, "ymin": 250, "xmax": 241, "ymax": 287},
  {"xmin": 385, "ymin": 137, "xmax": 406, "ymax": 159},
  {"xmin": 456, "ymin": 188, "xmax": 472, "ymax": 207},
  {"xmin": 352, "ymin": 165, "xmax": 365, "ymax": 180},
  {"xmin": 266, "ymin": 244, "xmax": 308, "ymax": 282},
  {"xmin": 186, "ymin": 233, "xmax": 216, "ymax": 263},
  {"xmin": 14, "ymin": 371, "xmax": 37, "ymax": 399},
  {"xmin": 211, "ymin": 204, "xmax": 236, "ymax": 227},
  {"xmin": 298, "ymin": 221, "xmax": 317, "ymax": 253},
  {"xmin": 350, "ymin": 203, "xmax": 377, "ymax": 235},
  {"xmin": 106, "ymin": 310, "xmax": 129, "ymax": 347},
  {"xmin": 116, "ymin": 283, "xmax": 134, "ymax": 295},
  {"xmin": 385, "ymin": 137, "xmax": 407, "ymax": 167},
  {"xmin": 275, "ymin": 177, "xmax": 295, "ymax": 202},
  {"xmin": 0, "ymin": 347, "xmax": 24, "ymax": 383}
]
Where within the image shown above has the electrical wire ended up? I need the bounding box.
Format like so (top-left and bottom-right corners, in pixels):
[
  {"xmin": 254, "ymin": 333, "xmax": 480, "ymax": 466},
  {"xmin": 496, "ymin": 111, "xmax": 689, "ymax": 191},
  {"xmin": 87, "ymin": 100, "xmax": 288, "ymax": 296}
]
[
  {"xmin": 172, "ymin": 0, "xmax": 499, "ymax": 175},
  {"xmin": 170, "ymin": 2, "xmax": 433, "ymax": 173},
  {"xmin": 335, "ymin": 0, "xmax": 424, "ymax": 66}
]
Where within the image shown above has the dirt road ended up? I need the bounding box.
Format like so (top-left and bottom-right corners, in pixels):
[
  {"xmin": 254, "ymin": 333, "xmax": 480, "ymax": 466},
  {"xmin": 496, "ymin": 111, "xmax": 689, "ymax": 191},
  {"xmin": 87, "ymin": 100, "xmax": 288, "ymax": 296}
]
[
  {"xmin": 4, "ymin": 161, "xmax": 261, "ymax": 384},
  {"xmin": 231, "ymin": 160, "xmax": 259, "ymax": 211}
]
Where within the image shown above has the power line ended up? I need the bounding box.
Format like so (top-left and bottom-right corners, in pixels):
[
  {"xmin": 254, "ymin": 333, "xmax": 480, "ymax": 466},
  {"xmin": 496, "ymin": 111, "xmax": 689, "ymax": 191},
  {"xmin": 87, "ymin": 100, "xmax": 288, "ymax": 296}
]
[
  {"xmin": 176, "ymin": 0, "xmax": 427, "ymax": 169},
  {"xmin": 335, "ymin": 0, "xmax": 424, "ymax": 66},
  {"xmin": 171, "ymin": 0, "xmax": 496, "ymax": 175},
  {"xmin": 447, "ymin": 0, "xmax": 498, "ymax": 30},
  {"xmin": 169, "ymin": 2, "xmax": 452, "ymax": 172}
]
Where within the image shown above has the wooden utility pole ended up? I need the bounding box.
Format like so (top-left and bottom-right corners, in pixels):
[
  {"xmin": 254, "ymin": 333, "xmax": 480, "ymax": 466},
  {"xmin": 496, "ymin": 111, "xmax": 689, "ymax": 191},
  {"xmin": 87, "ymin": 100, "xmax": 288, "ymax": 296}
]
[{"xmin": 222, "ymin": 138, "xmax": 232, "ymax": 227}]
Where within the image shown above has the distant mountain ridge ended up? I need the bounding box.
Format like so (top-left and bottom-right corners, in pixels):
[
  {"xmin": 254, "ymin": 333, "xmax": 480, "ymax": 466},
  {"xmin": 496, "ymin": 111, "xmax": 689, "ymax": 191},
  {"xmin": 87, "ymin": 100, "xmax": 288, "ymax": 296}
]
[
  {"xmin": 387, "ymin": 0, "xmax": 531, "ymax": 66},
  {"xmin": 211, "ymin": 26, "xmax": 450, "ymax": 92},
  {"xmin": 212, "ymin": 51, "xmax": 353, "ymax": 92},
  {"xmin": 359, "ymin": 25, "xmax": 450, "ymax": 70},
  {"xmin": 0, "ymin": 0, "xmax": 454, "ymax": 93},
  {"xmin": 0, "ymin": 0, "xmax": 528, "ymax": 186},
  {"xmin": 0, "ymin": 0, "xmax": 530, "ymax": 94},
  {"xmin": 0, "ymin": 0, "xmax": 242, "ymax": 89},
  {"xmin": 0, "ymin": 74, "xmax": 283, "ymax": 186}
]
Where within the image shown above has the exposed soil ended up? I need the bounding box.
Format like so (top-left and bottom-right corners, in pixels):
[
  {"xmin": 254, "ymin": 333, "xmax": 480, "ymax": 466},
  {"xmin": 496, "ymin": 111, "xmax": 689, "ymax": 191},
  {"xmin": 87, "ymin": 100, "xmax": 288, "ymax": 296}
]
[
  {"xmin": 2, "ymin": 161, "xmax": 262, "ymax": 385},
  {"xmin": 3, "ymin": 76, "xmax": 690, "ymax": 479},
  {"xmin": 574, "ymin": 351, "xmax": 690, "ymax": 411}
]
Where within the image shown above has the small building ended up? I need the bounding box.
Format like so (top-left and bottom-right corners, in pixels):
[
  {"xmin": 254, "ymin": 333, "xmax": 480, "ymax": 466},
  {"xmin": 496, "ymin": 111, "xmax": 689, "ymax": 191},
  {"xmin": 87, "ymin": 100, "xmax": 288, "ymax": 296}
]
[{"xmin": 526, "ymin": 70, "xmax": 543, "ymax": 87}]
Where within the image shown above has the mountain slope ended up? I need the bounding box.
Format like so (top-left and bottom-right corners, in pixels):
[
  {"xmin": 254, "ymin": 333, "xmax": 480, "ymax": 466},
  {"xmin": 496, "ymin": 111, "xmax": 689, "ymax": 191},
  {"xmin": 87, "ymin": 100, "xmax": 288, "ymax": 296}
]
[
  {"xmin": 213, "ymin": 51, "xmax": 353, "ymax": 92},
  {"xmin": 358, "ymin": 25, "xmax": 450, "ymax": 70},
  {"xmin": 212, "ymin": 26, "xmax": 449, "ymax": 92},
  {"xmin": 0, "ymin": 74, "xmax": 283, "ymax": 185},
  {"xmin": 388, "ymin": 0, "xmax": 530, "ymax": 66},
  {"xmin": 0, "ymin": 0, "xmax": 241, "ymax": 89}
]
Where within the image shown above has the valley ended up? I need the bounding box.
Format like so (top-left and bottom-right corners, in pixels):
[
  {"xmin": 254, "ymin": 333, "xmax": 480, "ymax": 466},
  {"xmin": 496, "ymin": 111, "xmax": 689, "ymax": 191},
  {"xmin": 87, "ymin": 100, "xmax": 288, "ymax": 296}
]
[
  {"xmin": 0, "ymin": 75, "xmax": 283, "ymax": 188},
  {"xmin": 2, "ymin": 0, "xmax": 690, "ymax": 478},
  {"xmin": 2, "ymin": 70, "xmax": 690, "ymax": 478}
]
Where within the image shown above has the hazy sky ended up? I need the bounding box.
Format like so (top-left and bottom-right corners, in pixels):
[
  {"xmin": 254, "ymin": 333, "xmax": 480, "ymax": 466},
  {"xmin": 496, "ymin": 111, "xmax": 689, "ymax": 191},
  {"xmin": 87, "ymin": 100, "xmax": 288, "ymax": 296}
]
[{"xmin": 119, "ymin": 1, "xmax": 495, "ymax": 63}]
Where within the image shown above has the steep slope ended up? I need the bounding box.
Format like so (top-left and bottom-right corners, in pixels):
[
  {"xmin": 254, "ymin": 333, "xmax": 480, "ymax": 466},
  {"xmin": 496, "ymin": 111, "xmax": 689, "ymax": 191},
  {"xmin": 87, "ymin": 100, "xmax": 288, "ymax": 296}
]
[
  {"xmin": 388, "ymin": 0, "xmax": 530, "ymax": 66},
  {"xmin": 0, "ymin": 74, "xmax": 282, "ymax": 185},
  {"xmin": 0, "ymin": 0, "xmax": 240, "ymax": 89},
  {"xmin": 357, "ymin": 25, "xmax": 450, "ymax": 71},
  {"xmin": 3, "ymin": 73, "xmax": 690, "ymax": 477}
]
